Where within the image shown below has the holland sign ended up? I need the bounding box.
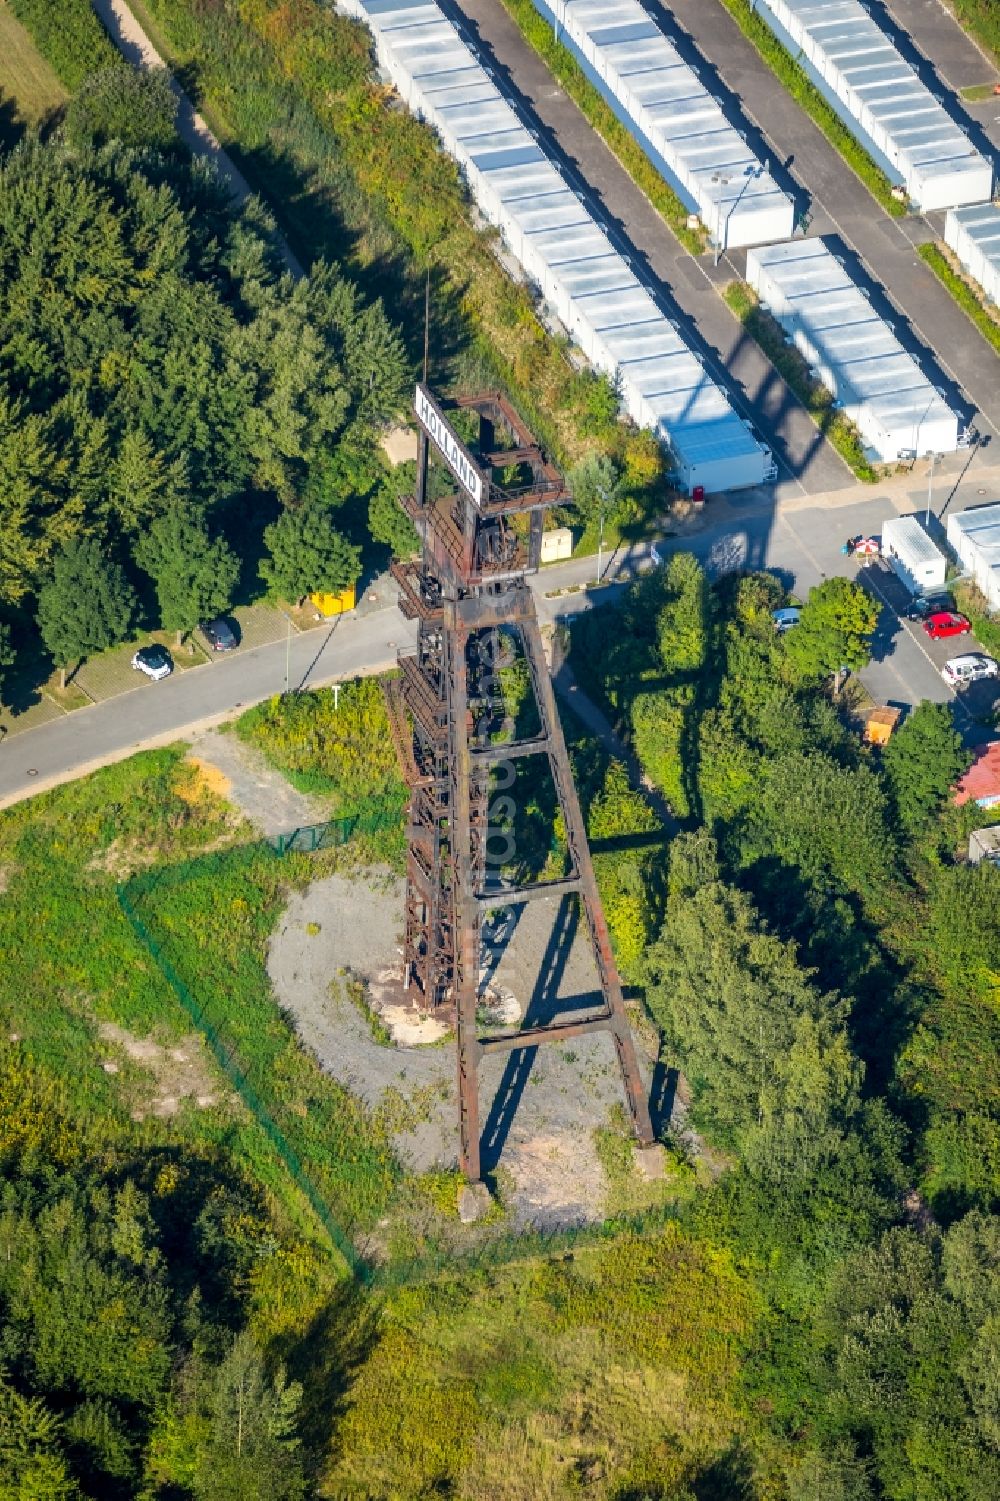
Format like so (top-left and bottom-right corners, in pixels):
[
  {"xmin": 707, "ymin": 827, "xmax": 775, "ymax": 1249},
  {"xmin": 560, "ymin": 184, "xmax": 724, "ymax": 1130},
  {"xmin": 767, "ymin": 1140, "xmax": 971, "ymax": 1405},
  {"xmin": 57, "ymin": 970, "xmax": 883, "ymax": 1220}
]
[{"xmin": 413, "ymin": 384, "xmax": 484, "ymax": 504}]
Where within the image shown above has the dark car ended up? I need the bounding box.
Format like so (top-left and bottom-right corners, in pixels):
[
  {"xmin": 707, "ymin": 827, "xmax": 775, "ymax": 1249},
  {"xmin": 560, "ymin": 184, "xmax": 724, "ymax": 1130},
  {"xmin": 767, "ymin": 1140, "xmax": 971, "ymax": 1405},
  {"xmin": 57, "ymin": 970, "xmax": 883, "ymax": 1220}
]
[
  {"xmin": 923, "ymin": 611, "xmax": 972, "ymax": 641},
  {"xmin": 906, "ymin": 592, "xmax": 954, "ymax": 621},
  {"xmin": 201, "ymin": 616, "xmax": 239, "ymax": 652}
]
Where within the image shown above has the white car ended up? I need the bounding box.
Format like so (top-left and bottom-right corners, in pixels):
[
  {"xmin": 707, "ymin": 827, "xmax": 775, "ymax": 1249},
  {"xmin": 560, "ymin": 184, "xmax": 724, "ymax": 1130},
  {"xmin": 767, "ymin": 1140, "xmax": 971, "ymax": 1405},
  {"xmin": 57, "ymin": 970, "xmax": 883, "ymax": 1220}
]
[
  {"xmin": 772, "ymin": 607, "xmax": 801, "ymax": 633},
  {"xmin": 941, "ymin": 653, "xmax": 999, "ymax": 687},
  {"xmin": 131, "ymin": 644, "xmax": 174, "ymax": 681}
]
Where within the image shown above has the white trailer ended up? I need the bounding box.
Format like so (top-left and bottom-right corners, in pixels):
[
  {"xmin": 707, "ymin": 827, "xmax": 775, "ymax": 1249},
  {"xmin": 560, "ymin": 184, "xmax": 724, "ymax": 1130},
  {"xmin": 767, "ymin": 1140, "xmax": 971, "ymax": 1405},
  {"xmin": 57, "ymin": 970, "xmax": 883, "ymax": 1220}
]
[
  {"xmin": 340, "ymin": 0, "xmax": 772, "ymax": 495},
  {"xmin": 756, "ymin": 0, "xmax": 993, "ymax": 211},
  {"xmin": 531, "ymin": 0, "xmax": 795, "ymax": 250},
  {"xmin": 947, "ymin": 502, "xmax": 1000, "ymax": 612},
  {"xmin": 745, "ymin": 239, "xmax": 960, "ymax": 463},
  {"xmin": 881, "ymin": 514, "xmax": 947, "ymax": 594},
  {"xmin": 945, "ymin": 204, "xmax": 1000, "ymax": 306}
]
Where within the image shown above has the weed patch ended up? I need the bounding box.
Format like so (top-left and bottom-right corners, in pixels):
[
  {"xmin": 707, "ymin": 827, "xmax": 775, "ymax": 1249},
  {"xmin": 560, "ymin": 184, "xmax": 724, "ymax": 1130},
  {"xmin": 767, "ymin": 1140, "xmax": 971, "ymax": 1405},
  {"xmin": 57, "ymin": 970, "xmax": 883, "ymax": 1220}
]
[{"xmin": 918, "ymin": 241, "xmax": 1000, "ymax": 356}]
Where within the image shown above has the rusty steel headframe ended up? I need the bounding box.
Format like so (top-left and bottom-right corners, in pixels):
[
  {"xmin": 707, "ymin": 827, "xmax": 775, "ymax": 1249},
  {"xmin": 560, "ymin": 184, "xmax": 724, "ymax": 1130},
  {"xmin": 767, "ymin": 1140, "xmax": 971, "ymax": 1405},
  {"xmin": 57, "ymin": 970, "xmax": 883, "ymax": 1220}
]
[{"xmin": 384, "ymin": 388, "xmax": 653, "ymax": 1182}]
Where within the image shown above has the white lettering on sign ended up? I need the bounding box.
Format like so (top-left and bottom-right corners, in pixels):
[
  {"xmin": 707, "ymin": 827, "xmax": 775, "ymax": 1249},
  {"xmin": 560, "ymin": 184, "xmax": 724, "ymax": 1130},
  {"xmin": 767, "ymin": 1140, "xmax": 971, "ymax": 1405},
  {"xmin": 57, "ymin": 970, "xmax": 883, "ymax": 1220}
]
[{"xmin": 413, "ymin": 384, "xmax": 484, "ymax": 504}]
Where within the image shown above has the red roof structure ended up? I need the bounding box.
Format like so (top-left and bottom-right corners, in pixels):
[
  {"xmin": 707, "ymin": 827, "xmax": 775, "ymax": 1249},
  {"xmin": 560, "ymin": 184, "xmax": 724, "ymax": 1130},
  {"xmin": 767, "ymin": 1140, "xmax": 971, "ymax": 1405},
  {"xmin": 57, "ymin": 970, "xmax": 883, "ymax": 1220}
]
[{"xmin": 954, "ymin": 741, "xmax": 1000, "ymax": 808}]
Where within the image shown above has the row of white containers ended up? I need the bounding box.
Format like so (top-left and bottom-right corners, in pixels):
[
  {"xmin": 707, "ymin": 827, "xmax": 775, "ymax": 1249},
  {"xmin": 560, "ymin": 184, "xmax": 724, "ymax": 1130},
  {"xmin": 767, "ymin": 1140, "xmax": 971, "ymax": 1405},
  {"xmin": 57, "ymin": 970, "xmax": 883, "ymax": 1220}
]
[
  {"xmin": 947, "ymin": 504, "xmax": 1000, "ymax": 613},
  {"xmin": 339, "ymin": 0, "xmax": 771, "ymax": 494},
  {"xmin": 745, "ymin": 239, "xmax": 960, "ymax": 462},
  {"xmin": 756, "ymin": 0, "xmax": 993, "ymax": 211},
  {"xmin": 945, "ymin": 202, "xmax": 1000, "ymax": 306},
  {"xmin": 530, "ymin": 0, "xmax": 795, "ymax": 249}
]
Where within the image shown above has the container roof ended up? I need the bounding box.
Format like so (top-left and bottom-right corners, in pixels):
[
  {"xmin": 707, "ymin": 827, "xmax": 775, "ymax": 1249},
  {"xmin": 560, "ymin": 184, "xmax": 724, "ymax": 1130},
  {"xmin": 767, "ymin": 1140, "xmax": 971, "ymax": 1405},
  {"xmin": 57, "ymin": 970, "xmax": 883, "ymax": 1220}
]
[
  {"xmin": 358, "ymin": 0, "xmax": 766, "ymax": 477},
  {"xmin": 883, "ymin": 514, "xmax": 945, "ymax": 565},
  {"xmin": 749, "ymin": 239, "xmax": 956, "ymax": 439},
  {"xmin": 556, "ymin": 0, "xmax": 792, "ymax": 234},
  {"xmin": 769, "ymin": 0, "xmax": 991, "ymax": 193},
  {"xmin": 948, "ymin": 501, "xmax": 1000, "ymax": 554},
  {"xmin": 949, "ymin": 203, "xmax": 1000, "ymax": 274}
]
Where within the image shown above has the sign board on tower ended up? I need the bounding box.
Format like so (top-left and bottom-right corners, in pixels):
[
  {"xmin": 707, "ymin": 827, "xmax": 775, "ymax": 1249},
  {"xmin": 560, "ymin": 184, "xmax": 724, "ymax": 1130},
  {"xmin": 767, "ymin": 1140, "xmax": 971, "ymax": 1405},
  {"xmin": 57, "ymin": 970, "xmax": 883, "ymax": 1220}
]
[{"xmin": 413, "ymin": 384, "xmax": 484, "ymax": 504}]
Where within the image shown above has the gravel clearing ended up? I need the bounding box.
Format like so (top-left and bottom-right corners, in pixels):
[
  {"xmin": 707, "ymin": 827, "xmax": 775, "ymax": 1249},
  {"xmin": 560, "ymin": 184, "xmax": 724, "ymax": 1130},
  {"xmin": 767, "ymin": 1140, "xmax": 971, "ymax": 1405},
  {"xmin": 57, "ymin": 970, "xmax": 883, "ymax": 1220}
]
[{"xmin": 267, "ymin": 871, "xmax": 658, "ymax": 1227}]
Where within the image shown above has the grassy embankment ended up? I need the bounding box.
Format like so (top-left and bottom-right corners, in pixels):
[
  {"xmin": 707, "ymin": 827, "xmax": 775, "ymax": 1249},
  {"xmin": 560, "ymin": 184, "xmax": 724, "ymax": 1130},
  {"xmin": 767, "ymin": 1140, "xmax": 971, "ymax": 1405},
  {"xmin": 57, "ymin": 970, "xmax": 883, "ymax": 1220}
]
[
  {"xmin": 723, "ymin": 283, "xmax": 879, "ymax": 482},
  {"xmin": 950, "ymin": 0, "xmax": 1000, "ymax": 65},
  {"xmin": 918, "ymin": 242, "xmax": 1000, "ymax": 358},
  {"xmin": 0, "ymin": 741, "xmax": 402, "ymax": 1280},
  {"xmin": 109, "ymin": 0, "xmax": 664, "ymax": 492},
  {"xmin": 0, "ymin": 3, "xmax": 68, "ymax": 143},
  {"xmin": 715, "ymin": 0, "xmax": 907, "ymax": 218}
]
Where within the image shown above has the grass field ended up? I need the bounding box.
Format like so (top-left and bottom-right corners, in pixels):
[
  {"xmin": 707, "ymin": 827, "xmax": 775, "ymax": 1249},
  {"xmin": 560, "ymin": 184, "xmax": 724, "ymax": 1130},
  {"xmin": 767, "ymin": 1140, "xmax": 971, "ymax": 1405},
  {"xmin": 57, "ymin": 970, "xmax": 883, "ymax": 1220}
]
[{"xmin": 0, "ymin": 3, "xmax": 66, "ymax": 140}]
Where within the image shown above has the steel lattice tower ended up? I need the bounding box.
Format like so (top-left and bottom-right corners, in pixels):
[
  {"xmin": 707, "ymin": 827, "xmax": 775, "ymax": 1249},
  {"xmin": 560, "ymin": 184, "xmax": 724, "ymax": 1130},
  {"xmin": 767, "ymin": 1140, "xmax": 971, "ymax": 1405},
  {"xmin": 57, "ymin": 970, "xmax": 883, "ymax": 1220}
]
[{"xmin": 384, "ymin": 386, "xmax": 653, "ymax": 1182}]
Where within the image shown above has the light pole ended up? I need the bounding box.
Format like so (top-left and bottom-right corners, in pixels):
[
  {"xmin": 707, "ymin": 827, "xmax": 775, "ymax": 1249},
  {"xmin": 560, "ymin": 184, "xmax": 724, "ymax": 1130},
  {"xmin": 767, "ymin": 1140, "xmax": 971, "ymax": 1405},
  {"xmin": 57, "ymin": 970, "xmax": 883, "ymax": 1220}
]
[
  {"xmin": 712, "ymin": 163, "xmax": 762, "ymax": 268},
  {"xmin": 925, "ymin": 451, "xmax": 943, "ymax": 526},
  {"xmin": 596, "ymin": 488, "xmax": 607, "ymax": 585}
]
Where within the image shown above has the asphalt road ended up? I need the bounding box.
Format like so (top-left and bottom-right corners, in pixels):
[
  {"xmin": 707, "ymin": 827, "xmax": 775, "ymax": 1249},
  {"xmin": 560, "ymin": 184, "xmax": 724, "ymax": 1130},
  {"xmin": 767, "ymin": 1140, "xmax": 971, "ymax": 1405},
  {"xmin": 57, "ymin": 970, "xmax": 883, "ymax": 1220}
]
[
  {"xmin": 445, "ymin": 0, "xmax": 852, "ymax": 497},
  {"xmin": 6, "ymin": 462, "xmax": 998, "ymax": 807},
  {"xmin": 878, "ymin": 0, "xmax": 1000, "ymax": 155},
  {"xmin": 666, "ymin": 0, "xmax": 1000, "ymax": 444}
]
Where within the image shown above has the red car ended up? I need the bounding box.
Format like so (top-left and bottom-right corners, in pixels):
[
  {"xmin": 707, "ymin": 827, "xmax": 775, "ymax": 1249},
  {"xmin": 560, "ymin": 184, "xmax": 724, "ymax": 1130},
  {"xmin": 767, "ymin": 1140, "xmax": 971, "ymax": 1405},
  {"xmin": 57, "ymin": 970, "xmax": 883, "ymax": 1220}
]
[{"xmin": 923, "ymin": 611, "xmax": 971, "ymax": 640}]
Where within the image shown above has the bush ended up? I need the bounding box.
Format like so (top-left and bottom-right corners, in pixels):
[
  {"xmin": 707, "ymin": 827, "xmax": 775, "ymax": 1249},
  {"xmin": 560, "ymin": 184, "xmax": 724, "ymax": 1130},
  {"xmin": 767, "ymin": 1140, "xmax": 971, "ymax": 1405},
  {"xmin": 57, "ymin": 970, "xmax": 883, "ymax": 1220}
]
[
  {"xmin": 9, "ymin": 0, "xmax": 116, "ymax": 89},
  {"xmin": 918, "ymin": 243, "xmax": 1000, "ymax": 357}
]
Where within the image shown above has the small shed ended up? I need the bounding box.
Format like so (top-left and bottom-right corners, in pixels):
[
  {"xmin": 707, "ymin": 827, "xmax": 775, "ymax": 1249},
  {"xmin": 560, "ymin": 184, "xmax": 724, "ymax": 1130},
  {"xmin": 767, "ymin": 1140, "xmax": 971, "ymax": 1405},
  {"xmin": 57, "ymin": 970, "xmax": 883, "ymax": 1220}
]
[
  {"xmin": 969, "ymin": 826, "xmax": 1000, "ymax": 865},
  {"xmin": 882, "ymin": 514, "xmax": 947, "ymax": 594},
  {"xmin": 540, "ymin": 526, "xmax": 573, "ymax": 564},
  {"xmin": 947, "ymin": 502, "xmax": 1000, "ymax": 611},
  {"xmin": 864, "ymin": 705, "xmax": 901, "ymax": 745},
  {"xmin": 954, "ymin": 742, "xmax": 1000, "ymax": 809}
]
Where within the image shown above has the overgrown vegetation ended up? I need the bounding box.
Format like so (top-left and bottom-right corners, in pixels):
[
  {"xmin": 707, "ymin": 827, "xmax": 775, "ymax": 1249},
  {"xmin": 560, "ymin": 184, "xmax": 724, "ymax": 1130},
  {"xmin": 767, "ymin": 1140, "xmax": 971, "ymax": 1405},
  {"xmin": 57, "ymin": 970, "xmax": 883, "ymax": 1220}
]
[
  {"xmin": 8, "ymin": 0, "xmax": 116, "ymax": 89},
  {"xmin": 497, "ymin": 0, "xmax": 706, "ymax": 254},
  {"xmin": 715, "ymin": 0, "xmax": 908, "ymax": 217},
  {"xmin": 126, "ymin": 0, "xmax": 665, "ymax": 488},
  {"xmin": 918, "ymin": 241, "xmax": 1000, "ymax": 356},
  {"xmin": 0, "ymin": 121, "xmax": 407, "ymax": 692},
  {"xmin": 724, "ymin": 282, "xmax": 879, "ymax": 480},
  {"xmin": 953, "ymin": 578, "xmax": 1000, "ymax": 658}
]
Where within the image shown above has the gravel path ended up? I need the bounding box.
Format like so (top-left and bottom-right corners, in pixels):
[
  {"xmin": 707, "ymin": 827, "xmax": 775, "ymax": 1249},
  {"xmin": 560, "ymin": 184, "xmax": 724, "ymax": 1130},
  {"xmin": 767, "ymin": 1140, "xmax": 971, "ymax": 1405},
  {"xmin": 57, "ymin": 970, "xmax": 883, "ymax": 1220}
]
[
  {"xmin": 92, "ymin": 0, "xmax": 302, "ymax": 274},
  {"xmin": 187, "ymin": 729, "xmax": 325, "ymax": 838},
  {"xmin": 267, "ymin": 872, "xmax": 658, "ymax": 1226}
]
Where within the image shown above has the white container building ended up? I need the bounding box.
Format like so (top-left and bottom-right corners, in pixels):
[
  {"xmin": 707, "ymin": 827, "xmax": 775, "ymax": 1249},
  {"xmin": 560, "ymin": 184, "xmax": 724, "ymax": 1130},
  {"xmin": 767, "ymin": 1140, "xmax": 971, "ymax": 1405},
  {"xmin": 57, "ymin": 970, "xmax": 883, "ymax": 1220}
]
[
  {"xmin": 756, "ymin": 0, "xmax": 993, "ymax": 211},
  {"xmin": 881, "ymin": 514, "xmax": 947, "ymax": 594},
  {"xmin": 745, "ymin": 238, "xmax": 960, "ymax": 463},
  {"xmin": 340, "ymin": 0, "xmax": 771, "ymax": 495},
  {"xmin": 945, "ymin": 203, "xmax": 1000, "ymax": 306},
  {"xmin": 530, "ymin": 0, "xmax": 795, "ymax": 250},
  {"xmin": 947, "ymin": 502, "xmax": 1000, "ymax": 612}
]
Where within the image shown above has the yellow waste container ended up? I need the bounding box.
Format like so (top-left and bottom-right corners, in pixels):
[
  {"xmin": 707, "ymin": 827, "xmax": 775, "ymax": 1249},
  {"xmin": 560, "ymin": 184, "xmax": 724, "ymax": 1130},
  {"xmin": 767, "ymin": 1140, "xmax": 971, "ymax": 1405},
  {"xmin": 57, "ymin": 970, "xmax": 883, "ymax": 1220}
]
[{"xmin": 309, "ymin": 584, "xmax": 357, "ymax": 617}]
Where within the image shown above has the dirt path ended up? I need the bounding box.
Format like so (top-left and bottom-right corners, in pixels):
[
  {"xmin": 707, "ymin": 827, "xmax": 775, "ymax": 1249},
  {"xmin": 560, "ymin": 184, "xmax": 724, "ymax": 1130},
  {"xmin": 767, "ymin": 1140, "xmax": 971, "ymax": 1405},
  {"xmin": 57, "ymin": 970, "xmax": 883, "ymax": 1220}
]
[
  {"xmin": 267, "ymin": 871, "xmax": 659, "ymax": 1227},
  {"xmin": 186, "ymin": 728, "xmax": 325, "ymax": 838},
  {"xmin": 91, "ymin": 0, "xmax": 302, "ymax": 273}
]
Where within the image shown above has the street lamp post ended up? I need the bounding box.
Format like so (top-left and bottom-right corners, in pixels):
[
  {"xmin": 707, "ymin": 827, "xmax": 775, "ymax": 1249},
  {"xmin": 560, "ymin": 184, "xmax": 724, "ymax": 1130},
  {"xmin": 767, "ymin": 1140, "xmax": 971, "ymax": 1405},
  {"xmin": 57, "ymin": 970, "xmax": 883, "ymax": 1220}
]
[
  {"xmin": 596, "ymin": 488, "xmax": 607, "ymax": 585},
  {"xmin": 711, "ymin": 163, "xmax": 763, "ymax": 268},
  {"xmin": 925, "ymin": 451, "xmax": 943, "ymax": 526}
]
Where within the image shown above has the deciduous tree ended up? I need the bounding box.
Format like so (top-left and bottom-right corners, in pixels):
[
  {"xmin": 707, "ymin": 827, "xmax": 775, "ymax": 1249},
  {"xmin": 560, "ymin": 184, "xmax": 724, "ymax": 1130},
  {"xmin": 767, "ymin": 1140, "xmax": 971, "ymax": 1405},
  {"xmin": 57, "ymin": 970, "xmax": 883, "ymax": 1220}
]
[
  {"xmin": 36, "ymin": 539, "xmax": 136, "ymax": 686},
  {"xmin": 785, "ymin": 577, "xmax": 879, "ymax": 689},
  {"xmin": 882, "ymin": 699, "xmax": 971, "ymax": 831},
  {"xmin": 260, "ymin": 502, "xmax": 361, "ymax": 604},
  {"xmin": 136, "ymin": 508, "xmax": 238, "ymax": 643}
]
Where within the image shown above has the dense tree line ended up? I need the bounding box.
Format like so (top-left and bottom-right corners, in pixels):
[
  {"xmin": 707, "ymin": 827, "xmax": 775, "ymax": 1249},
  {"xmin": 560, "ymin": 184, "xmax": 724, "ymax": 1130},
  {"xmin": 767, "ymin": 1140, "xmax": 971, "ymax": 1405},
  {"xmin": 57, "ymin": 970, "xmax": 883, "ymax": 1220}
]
[
  {"xmin": 570, "ymin": 555, "xmax": 1000, "ymax": 1497},
  {"xmin": 0, "ymin": 85, "xmax": 408, "ymax": 691}
]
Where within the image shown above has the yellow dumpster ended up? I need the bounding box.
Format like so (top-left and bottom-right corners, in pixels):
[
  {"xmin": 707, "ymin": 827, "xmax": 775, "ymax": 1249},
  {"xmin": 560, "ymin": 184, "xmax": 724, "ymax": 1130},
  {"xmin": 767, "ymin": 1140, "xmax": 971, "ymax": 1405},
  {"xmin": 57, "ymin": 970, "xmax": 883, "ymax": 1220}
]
[{"xmin": 309, "ymin": 584, "xmax": 356, "ymax": 617}]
